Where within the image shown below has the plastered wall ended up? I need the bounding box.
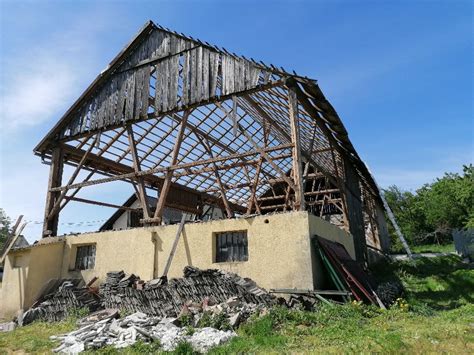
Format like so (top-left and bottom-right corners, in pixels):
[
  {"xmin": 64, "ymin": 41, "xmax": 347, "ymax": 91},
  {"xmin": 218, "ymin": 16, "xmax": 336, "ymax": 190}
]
[
  {"xmin": 61, "ymin": 212, "xmax": 314, "ymax": 291},
  {"xmin": 1, "ymin": 242, "xmax": 64, "ymax": 318},
  {"xmin": 1, "ymin": 212, "xmax": 356, "ymax": 319},
  {"xmin": 308, "ymin": 213, "xmax": 355, "ymax": 289}
]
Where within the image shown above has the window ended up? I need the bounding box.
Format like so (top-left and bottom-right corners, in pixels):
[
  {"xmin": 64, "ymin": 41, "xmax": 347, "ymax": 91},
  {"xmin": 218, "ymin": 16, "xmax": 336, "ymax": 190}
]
[
  {"xmin": 74, "ymin": 245, "xmax": 96, "ymax": 270},
  {"xmin": 127, "ymin": 210, "xmax": 142, "ymax": 228},
  {"xmin": 215, "ymin": 231, "xmax": 248, "ymax": 262}
]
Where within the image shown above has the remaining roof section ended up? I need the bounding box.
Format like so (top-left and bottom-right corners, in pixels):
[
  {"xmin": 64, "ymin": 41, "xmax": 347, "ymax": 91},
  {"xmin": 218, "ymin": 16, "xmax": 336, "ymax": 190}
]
[{"xmin": 35, "ymin": 20, "xmax": 385, "ymax": 233}]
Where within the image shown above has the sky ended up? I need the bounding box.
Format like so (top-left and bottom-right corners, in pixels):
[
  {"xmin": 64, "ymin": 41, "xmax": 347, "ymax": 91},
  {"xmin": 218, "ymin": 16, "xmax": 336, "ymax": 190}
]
[{"xmin": 0, "ymin": 0, "xmax": 472, "ymax": 241}]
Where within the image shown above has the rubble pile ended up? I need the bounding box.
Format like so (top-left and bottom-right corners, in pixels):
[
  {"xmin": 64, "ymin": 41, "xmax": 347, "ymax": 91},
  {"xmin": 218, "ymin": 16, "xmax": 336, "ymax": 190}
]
[
  {"xmin": 22, "ymin": 281, "xmax": 100, "ymax": 324},
  {"xmin": 51, "ymin": 311, "xmax": 236, "ymax": 353},
  {"xmin": 100, "ymin": 266, "xmax": 275, "ymax": 318}
]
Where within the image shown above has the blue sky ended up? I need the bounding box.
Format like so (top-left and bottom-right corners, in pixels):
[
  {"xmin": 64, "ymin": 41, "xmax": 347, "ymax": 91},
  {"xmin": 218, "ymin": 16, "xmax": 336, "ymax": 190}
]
[{"xmin": 0, "ymin": 0, "xmax": 472, "ymax": 241}]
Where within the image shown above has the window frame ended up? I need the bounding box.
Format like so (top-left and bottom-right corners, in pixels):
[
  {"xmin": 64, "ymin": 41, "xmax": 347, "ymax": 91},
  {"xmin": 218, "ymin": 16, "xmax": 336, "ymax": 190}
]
[
  {"xmin": 74, "ymin": 244, "xmax": 96, "ymax": 270},
  {"xmin": 215, "ymin": 230, "xmax": 248, "ymax": 263}
]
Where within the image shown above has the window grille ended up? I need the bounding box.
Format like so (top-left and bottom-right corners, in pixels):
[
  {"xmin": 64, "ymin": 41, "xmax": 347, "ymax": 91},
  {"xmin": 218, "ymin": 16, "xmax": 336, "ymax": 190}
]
[
  {"xmin": 215, "ymin": 230, "xmax": 248, "ymax": 262},
  {"xmin": 74, "ymin": 245, "xmax": 96, "ymax": 270}
]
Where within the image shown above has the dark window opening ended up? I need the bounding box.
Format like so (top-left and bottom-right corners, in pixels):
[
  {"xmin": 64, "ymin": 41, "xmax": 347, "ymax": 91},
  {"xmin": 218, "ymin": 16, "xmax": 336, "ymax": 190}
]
[
  {"xmin": 215, "ymin": 231, "xmax": 248, "ymax": 262},
  {"xmin": 127, "ymin": 210, "xmax": 142, "ymax": 228},
  {"xmin": 75, "ymin": 245, "xmax": 96, "ymax": 270}
]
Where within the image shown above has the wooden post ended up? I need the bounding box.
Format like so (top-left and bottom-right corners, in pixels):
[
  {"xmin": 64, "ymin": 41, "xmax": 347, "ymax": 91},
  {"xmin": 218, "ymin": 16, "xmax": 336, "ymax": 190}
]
[
  {"xmin": 197, "ymin": 135, "xmax": 234, "ymax": 218},
  {"xmin": 288, "ymin": 88, "xmax": 305, "ymax": 211},
  {"xmin": 127, "ymin": 126, "xmax": 151, "ymax": 219},
  {"xmin": 154, "ymin": 111, "xmax": 190, "ymax": 223},
  {"xmin": 43, "ymin": 147, "xmax": 64, "ymax": 237},
  {"xmin": 47, "ymin": 140, "xmax": 95, "ymax": 220}
]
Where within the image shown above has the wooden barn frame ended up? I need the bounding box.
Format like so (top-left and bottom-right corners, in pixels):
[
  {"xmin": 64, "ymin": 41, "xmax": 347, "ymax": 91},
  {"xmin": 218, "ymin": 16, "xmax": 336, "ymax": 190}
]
[{"xmin": 34, "ymin": 21, "xmax": 388, "ymax": 261}]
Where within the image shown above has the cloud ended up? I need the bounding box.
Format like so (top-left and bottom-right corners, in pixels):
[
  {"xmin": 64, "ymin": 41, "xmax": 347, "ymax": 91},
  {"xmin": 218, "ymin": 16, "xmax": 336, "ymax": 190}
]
[
  {"xmin": 0, "ymin": 9, "xmax": 114, "ymax": 134},
  {"xmin": 1, "ymin": 59, "xmax": 77, "ymax": 130}
]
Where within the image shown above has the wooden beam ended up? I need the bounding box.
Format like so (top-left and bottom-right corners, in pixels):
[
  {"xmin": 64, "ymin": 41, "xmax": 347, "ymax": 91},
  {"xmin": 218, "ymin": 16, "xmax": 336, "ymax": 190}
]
[
  {"xmin": 52, "ymin": 143, "xmax": 293, "ymax": 192},
  {"xmin": 45, "ymin": 79, "xmax": 288, "ymax": 148},
  {"xmin": 154, "ymin": 111, "xmax": 190, "ymax": 222},
  {"xmin": 197, "ymin": 135, "xmax": 233, "ymax": 218},
  {"xmin": 162, "ymin": 214, "xmax": 186, "ymax": 278},
  {"xmin": 246, "ymin": 157, "xmax": 263, "ymax": 214},
  {"xmin": 288, "ymin": 88, "xmax": 305, "ymax": 210},
  {"xmin": 127, "ymin": 125, "xmax": 151, "ymax": 219},
  {"xmin": 58, "ymin": 170, "xmax": 96, "ymax": 212},
  {"xmin": 47, "ymin": 139, "xmax": 95, "ymax": 221},
  {"xmin": 43, "ymin": 147, "xmax": 64, "ymax": 237},
  {"xmin": 64, "ymin": 196, "xmax": 139, "ymax": 211},
  {"xmin": 58, "ymin": 144, "xmax": 247, "ymax": 214},
  {"xmin": 0, "ymin": 218, "xmax": 27, "ymax": 263},
  {"xmin": 237, "ymin": 123, "xmax": 297, "ymax": 191}
]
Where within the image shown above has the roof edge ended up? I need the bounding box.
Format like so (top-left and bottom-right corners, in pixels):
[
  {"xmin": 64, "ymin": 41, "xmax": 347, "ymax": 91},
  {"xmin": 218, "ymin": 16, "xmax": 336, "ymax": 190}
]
[{"xmin": 33, "ymin": 20, "xmax": 157, "ymax": 154}]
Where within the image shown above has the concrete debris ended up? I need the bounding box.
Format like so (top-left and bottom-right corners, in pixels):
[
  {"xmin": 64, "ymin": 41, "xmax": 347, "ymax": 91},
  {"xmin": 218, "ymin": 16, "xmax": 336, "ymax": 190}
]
[
  {"xmin": 0, "ymin": 321, "xmax": 16, "ymax": 332},
  {"xmin": 52, "ymin": 311, "xmax": 236, "ymax": 353}
]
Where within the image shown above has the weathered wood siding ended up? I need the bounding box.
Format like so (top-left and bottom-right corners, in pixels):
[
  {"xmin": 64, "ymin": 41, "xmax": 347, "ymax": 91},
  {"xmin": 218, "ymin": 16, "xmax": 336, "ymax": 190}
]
[{"xmin": 63, "ymin": 29, "xmax": 269, "ymax": 139}]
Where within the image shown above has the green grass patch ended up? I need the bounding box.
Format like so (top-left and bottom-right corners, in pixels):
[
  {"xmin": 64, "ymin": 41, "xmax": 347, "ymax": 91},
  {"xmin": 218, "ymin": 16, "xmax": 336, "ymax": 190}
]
[
  {"xmin": 411, "ymin": 243, "xmax": 455, "ymax": 254},
  {"xmin": 0, "ymin": 319, "xmax": 75, "ymax": 354},
  {"xmin": 1, "ymin": 255, "xmax": 473, "ymax": 353}
]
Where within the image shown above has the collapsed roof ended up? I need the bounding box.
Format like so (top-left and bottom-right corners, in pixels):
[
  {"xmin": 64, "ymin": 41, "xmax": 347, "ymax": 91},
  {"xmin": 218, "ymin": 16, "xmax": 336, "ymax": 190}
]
[{"xmin": 36, "ymin": 21, "xmax": 389, "ymax": 259}]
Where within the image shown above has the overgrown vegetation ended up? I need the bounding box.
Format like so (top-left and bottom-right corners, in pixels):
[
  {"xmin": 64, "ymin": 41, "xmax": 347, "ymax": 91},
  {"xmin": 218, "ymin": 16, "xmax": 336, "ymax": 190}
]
[
  {"xmin": 1, "ymin": 255, "xmax": 472, "ymax": 354},
  {"xmin": 0, "ymin": 208, "xmax": 10, "ymax": 252},
  {"xmin": 384, "ymin": 164, "xmax": 473, "ymax": 251}
]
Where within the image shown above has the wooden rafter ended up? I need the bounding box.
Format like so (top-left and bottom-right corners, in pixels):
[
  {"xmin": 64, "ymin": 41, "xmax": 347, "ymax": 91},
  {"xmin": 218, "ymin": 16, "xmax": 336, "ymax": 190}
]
[
  {"xmin": 153, "ymin": 110, "xmax": 190, "ymax": 223},
  {"xmin": 127, "ymin": 125, "xmax": 151, "ymax": 219}
]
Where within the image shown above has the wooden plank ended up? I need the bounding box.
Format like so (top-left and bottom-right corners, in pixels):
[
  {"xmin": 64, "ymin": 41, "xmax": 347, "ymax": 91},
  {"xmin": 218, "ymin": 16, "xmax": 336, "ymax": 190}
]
[
  {"xmin": 154, "ymin": 111, "xmax": 190, "ymax": 222},
  {"xmin": 0, "ymin": 218, "xmax": 27, "ymax": 264},
  {"xmin": 140, "ymin": 65, "xmax": 151, "ymax": 119},
  {"xmin": 246, "ymin": 157, "xmax": 263, "ymax": 214},
  {"xmin": 202, "ymin": 48, "xmax": 210, "ymax": 100},
  {"xmin": 65, "ymin": 196, "xmax": 139, "ymax": 211},
  {"xmin": 125, "ymin": 68, "xmax": 136, "ymax": 121},
  {"xmin": 288, "ymin": 88, "xmax": 305, "ymax": 210},
  {"xmin": 127, "ymin": 126, "xmax": 152, "ymax": 219},
  {"xmin": 195, "ymin": 47, "xmax": 203, "ymax": 102},
  {"xmin": 42, "ymin": 147, "xmax": 64, "ymax": 237},
  {"xmin": 114, "ymin": 72, "xmax": 127, "ymax": 124},
  {"xmin": 161, "ymin": 214, "xmax": 186, "ymax": 278},
  {"xmin": 209, "ymin": 51, "xmax": 219, "ymax": 96},
  {"xmin": 168, "ymin": 55, "xmax": 179, "ymax": 109},
  {"xmin": 198, "ymin": 135, "xmax": 233, "ymax": 218},
  {"xmin": 182, "ymin": 51, "xmax": 190, "ymax": 105}
]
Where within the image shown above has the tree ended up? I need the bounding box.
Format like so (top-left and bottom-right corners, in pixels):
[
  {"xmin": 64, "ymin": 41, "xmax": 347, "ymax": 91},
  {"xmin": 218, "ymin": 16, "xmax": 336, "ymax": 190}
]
[
  {"xmin": 0, "ymin": 208, "xmax": 11, "ymax": 251},
  {"xmin": 383, "ymin": 165, "xmax": 473, "ymax": 247}
]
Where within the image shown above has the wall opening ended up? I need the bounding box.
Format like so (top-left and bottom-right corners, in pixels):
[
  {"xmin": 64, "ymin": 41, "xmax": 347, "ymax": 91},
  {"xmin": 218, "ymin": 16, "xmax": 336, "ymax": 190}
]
[
  {"xmin": 215, "ymin": 230, "xmax": 248, "ymax": 263},
  {"xmin": 74, "ymin": 244, "xmax": 96, "ymax": 270}
]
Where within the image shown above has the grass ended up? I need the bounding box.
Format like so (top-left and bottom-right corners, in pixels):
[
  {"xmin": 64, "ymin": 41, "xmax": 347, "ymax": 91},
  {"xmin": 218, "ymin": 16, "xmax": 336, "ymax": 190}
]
[
  {"xmin": 410, "ymin": 243, "xmax": 455, "ymax": 254},
  {"xmin": 0, "ymin": 318, "xmax": 75, "ymax": 354},
  {"xmin": 1, "ymin": 255, "xmax": 473, "ymax": 354}
]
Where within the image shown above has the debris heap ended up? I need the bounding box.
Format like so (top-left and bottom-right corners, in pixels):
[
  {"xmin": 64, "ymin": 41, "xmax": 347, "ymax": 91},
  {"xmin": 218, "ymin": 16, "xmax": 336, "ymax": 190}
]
[
  {"xmin": 22, "ymin": 280, "xmax": 100, "ymax": 324},
  {"xmin": 100, "ymin": 266, "xmax": 274, "ymax": 318},
  {"xmin": 51, "ymin": 311, "xmax": 236, "ymax": 353},
  {"xmin": 21, "ymin": 267, "xmax": 274, "ymax": 326}
]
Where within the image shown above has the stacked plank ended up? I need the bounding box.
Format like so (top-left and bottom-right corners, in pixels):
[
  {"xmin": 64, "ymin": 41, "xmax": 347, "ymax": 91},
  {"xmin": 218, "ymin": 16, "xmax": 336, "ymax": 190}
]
[{"xmin": 100, "ymin": 266, "xmax": 274, "ymax": 317}]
